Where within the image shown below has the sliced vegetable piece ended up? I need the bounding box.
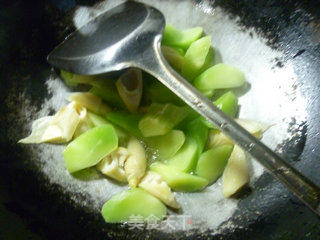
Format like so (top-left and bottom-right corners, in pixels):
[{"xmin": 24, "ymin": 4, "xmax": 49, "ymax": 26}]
[
  {"xmin": 207, "ymin": 119, "xmax": 271, "ymax": 148},
  {"xmin": 101, "ymin": 188, "xmax": 166, "ymax": 223},
  {"xmin": 19, "ymin": 102, "xmax": 83, "ymax": 144},
  {"xmin": 181, "ymin": 36, "xmax": 212, "ymax": 81},
  {"xmin": 97, "ymin": 147, "xmax": 129, "ymax": 182},
  {"xmin": 18, "ymin": 116, "xmax": 54, "ymax": 144},
  {"xmin": 144, "ymin": 130, "xmax": 185, "ymax": 160},
  {"xmin": 207, "ymin": 129, "xmax": 233, "ymax": 148},
  {"xmin": 200, "ymin": 47, "xmax": 215, "ymax": 73},
  {"xmin": 43, "ymin": 102, "xmax": 85, "ymax": 142},
  {"xmin": 201, "ymin": 91, "xmax": 238, "ymax": 128},
  {"xmin": 214, "ymin": 91, "xmax": 238, "ymax": 117},
  {"xmin": 167, "ymin": 118, "xmax": 208, "ymax": 172},
  {"xmin": 68, "ymin": 92, "xmax": 110, "ymax": 115},
  {"xmin": 169, "ymin": 46, "xmax": 185, "ymax": 55},
  {"xmin": 106, "ymin": 112, "xmax": 142, "ymax": 137},
  {"xmin": 73, "ymin": 111, "xmax": 95, "ymax": 138},
  {"xmin": 195, "ymin": 145, "xmax": 233, "ymax": 184},
  {"xmin": 166, "ymin": 138, "xmax": 198, "ymax": 172},
  {"xmin": 185, "ymin": 117, "xmax": 208, "ymax": 153},
  {"xmin": 201, "ymin": 89, "xmax": 215, "ymax": 98},
  {"xmin": 60, "ymin": 70, "xmax": 93, "ymax": 87},
  {"xmin": 175, "ymin": 106, "xmax": 200, "ymax": 129},
  {"xmin": 87, "ymin": 112, "xmax": 128, "ymax": 143},
  {"xmin": 139, "ymin": 171, "xmax": 179, "ymax": 209},
  {"xmin": 162, "ymin": 25, "xmax": 203, "ymax": 50},
  {"xmin": 63, "ymin": 125, "xmax": 118, "ymax": 173},
  {"xmin": 235, "ymin": 119, "xmax": 272, "ymax": 139},
  {"xmin": 89, "ymin": 80, "xmax": 125, "ymax": 108},
  {"xmin": 194, "ymin": 63, "xmax": 245, "ymax": 90},
  {"xmin": 144, "ymin": 81, "xmax": 183, "ymax": 105},
  {"xmin": 161, "ymin": 46, "xmax": 184, "ymax": 72},
  {"xmin": 87, "ymin": 112, "xmax": 111, "ymax": 126},
  {"xmin": 124, "ymin": 137, "xmax": 147, "ymax": 187},
  {"xmin": 222, "ymin": 145, "xmax": 249, "ymax": 197},
  {"xmin": 139, "ymin": 103, "xmax": 189, "ymax": 137},
  {"xmin": 150, "ymin": 162, "xmax": 208, "ymax": 192},
  {"xmin": 116, "ymin": 68, "xmax": 143, "ymax": 113}
]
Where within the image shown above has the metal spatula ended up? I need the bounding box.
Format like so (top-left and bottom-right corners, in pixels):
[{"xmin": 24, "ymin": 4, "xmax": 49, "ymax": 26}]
[{"xmin": 47, "ymin": 1, "xmax": 320, "ymax": 215}]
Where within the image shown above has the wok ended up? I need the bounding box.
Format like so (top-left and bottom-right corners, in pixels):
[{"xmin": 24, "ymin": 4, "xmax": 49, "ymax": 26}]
[{"xmin": 0, "ymin": 0, "xmax": 320, "ymax": 239}]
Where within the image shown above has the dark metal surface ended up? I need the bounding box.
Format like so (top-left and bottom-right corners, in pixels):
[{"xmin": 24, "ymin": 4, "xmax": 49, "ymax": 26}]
[{"xmin": 1, "ymin": 0, "xmax": 320, "ymax": 239}]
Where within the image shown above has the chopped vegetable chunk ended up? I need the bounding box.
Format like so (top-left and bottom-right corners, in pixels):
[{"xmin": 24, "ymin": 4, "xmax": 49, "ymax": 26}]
[
  {"xmin": 162, "ymin": 46, "xmax": 184, "ymax": 72},
  {"xmin": 19, "ymin": 102, "xmax": 84, "ymax": 144},
  {"xmin": 60, "ymin": 70, "xmax": 93, "ymax": 86},
  {"xmin": 106, "ymin": 112, "xmax": 142, "ymax": 137},
  {"xmin": 68, "ymin": 92, "xmax": 110, "ymax": 115},
  {"xmin": 194, "ymin": 63, "xmax": 245, "ymax": 90},
  {"xmin": 162, "ymin": 25, "xmax": 203, "ymax": 50},
  {"xmin": 116, "ymin": 68, "xmax": 143, "ymax": 113},
  {"xmin": 97, "ymin": 147, "xmax": 129, "ymax": 182},
  {"xmin": 124, "ymin": 137, "xmax": 147, "ymax": 187},
  {"xmin": 201, "ymin": 91, "xmax": 238, "ymax": 128},
  {"xmin": 167, "ymin": 118, "xmax": 208, "ymax": 172},
  {"xmin": 144, "ymin": 130, "xmax": 185, "ymax": 160},
  {"xmin": 195, "ymin": 145, "xmax": 233, "ymax": 184},
  {"xmin": 63, "ymin": 125, "xmax": 118, "ymax": 173},
  {"xmin": 87, "ymin": 112, "xmax": 128, "ymax": 144},
  {"xmin": 207, "ymin": 119, "xmax": 272, "ymax": 148},
  {"xmin": 222, "ymin": 145, "xmax": 249, "ymax": 197},
  {"xmin": 73, "ymin": 112, "xmax": 94, "ymax": 138},
  {"xmin": 144, "ymin": 81, "xmax": 183, "ymax": 105},
  {"xmin": 139, "ymin": 103, "xmax": 189, "ymax": 137},
  {"xmin": 181, "ymin": 36, "xmax": 212, "ymax": 81},
  {"xmin": 150, "ymin": 162, "xmax": 208, "ymax": 192},
  {"xmin": 101, "ymin": 188, "xmax": 166, "ymax": 223},
  {"xmin": 139, "ymin": 171, "xmax": 179, "ymax": 209},
  {"xmin": 89, "ymin": 79, "xmax": 125, "ymax": 108}
]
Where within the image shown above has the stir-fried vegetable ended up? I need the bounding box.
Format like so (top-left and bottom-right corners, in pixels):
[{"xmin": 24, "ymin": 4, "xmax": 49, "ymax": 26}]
[
  {"xmin": 208, "ymin": 119, "xmax": 271, "ymax": 148},
  {"xmin": 181, "ymin": 36, "xmax": 212, "ymax": 81},
  {"xmin": 195, "ymin": 145, "xmax": 233, "ymax": 184},
  {"xmin": 96, "ymin": 147, "xmax": 129, "ymax": 182},
  {"xmin": 73, "ymin": 112, "xmax": 94, "ymax": 138},
  {"xmin": 106, "ymin": 112, "xmax": 142, "ymax": 137},
  {"xmin": 150, "ymin": 162, "xmax": 208, "ymax": 192},
  {"xmin": 101, "ymin": 188, "xmax": 166, "ymax": 222},
  {"xmin": 124, "ymin": 137, "xmax": 147, "ymax": 187},
  {"xmin": 144, "ymin": 80, "xmax": 183, "ymax": 105},
  {"xmin": 63, "ymin": 125, "xmax": 118, "ymax": 173},
  {"xmin": 138, "ymin": 103, "xmax": 189, "ymax": 137},
  {"xmin": 166, "ymin": 118, "xmax": 208, "ymax": 172},
  {"xmin": 60, "ymin": 70, "xmax": 93, "ymax": 87},
  {"xmin": 19, "ymin": 22, "xmax": 272, "ymax": 223},
  {"xmin": 194, "ymin": 63, "xmax": 245, "ymax": 91},
  {"xmin": 222, "ymin": 145, "xmax": 250, "ymax": 197},
  {"xmin": 19, "ymin": 102, "xmax": 85, "ymax": 144},
  {"xmin": 144, "ymin": 130, "xmax": 185, "ymax": 160},
  {"xmin": 162, "ymin": 25, "xmax": 203, "ymax": 50},
  {"xmin": 89, "ymin": 79, "xmax": 125, "ymax": 108},
  {"xmin": 68, "ymin": 92, "xmax": 110, "ymax": 115},
  {"xmin": 116, "ymin": 68, "xmax": 143, "ymax": 113},
  {"xmin": 201, "ymin": 91, "xmax": 238, "ymax": 128},
  {"xmin": 161, "ymin": 46, "xmax": 184, "ymax": 72},
  {"xmin": 139, "ymin": 171, "xmax": 179, "ymax": 209}
]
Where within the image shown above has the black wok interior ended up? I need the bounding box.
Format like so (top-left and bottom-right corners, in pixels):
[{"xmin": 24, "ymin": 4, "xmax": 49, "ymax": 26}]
[{"xmin": 0, "ymin": 0, "xmax": 320, "ymax": 239}]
